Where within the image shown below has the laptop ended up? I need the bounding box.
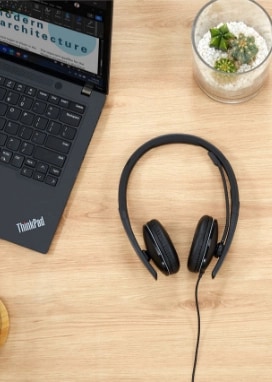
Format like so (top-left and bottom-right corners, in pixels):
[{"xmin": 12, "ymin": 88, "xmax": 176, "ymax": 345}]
[{"xmin": 0, "ymin": 1, "xmax": 113, "ymax": 253}]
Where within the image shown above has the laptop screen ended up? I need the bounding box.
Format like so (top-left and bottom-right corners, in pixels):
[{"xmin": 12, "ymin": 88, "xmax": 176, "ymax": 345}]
[{"xmin": 0, "ymin": 1, "xmax": 113, "ymax": 93}]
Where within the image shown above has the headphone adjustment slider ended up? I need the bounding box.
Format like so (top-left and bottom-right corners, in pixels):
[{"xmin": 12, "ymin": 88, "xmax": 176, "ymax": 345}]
[
  {"xmin": 215, "ymin": 242, "xmax": 224, "ymax": 258},
  {"xmin": 142, "ymin": 250, "xmax": 151, "ymax": 262}
]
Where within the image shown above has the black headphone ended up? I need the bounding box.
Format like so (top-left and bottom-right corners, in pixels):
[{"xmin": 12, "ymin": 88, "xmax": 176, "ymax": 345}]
[{"xmin": 118, "ymin": 134, "xmax": 240, "ymax": 280}]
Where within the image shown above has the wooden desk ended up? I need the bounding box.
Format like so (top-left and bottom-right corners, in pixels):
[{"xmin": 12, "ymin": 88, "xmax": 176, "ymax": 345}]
[{"xmin": 1, "ymin": 1, "xmax": 272, "ymax": 381}]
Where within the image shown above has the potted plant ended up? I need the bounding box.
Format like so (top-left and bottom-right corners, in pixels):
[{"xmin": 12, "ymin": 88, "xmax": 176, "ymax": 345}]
[{"xmin": 192, "ymin": 0, "xmax": 272, "ymax": 103}]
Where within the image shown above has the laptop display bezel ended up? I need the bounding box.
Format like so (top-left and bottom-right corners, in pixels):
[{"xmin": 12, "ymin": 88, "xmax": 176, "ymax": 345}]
[{"xmin": 0, "ymin": 0, "xmax": 113, "ymax": 94}]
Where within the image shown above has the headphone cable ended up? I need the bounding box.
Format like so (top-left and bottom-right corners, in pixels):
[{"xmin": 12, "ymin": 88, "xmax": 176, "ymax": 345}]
[{"xmin": 191, "ymin": 272, "xmax": 203, "ymax": 382}]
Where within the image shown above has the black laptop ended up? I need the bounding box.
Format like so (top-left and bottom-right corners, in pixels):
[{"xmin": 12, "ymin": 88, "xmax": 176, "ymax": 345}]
[{"xmin": 0, "ymin": 1, "xmax": 113, "ymax": 252}]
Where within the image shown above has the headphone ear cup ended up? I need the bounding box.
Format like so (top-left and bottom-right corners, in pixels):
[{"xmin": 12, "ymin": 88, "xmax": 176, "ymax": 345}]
[
  {"xmin": 143, "ymin": 219, "xmax": 180, "ymax": 275},
  {"xmin": 188, "ymin": 215, "xmax": 218, "ymax": 273}
]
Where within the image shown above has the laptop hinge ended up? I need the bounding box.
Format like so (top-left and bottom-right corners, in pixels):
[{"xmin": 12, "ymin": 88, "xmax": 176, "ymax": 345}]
[{"xmin": 81, "ymin": 84, "xmax": 93, "ymax": 96}]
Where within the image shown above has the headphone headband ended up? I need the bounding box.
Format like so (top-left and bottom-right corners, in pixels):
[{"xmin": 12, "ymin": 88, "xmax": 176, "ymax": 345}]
[{"xmin": 118, "ymin": 134, "xmax": 240, "ymax": 279}]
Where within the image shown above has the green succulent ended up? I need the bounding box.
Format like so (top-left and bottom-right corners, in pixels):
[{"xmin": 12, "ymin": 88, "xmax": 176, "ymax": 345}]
[
  {"xmin": 229, "ymin": 33, "xmax": 258, "ymax": 65},
  {"xmin": 209, "ymin": 24, "xmax": 235, "ymax": 51},
  {"xmin": 214, "ymin": 58, "xmax": 237, "ymax": 73}
]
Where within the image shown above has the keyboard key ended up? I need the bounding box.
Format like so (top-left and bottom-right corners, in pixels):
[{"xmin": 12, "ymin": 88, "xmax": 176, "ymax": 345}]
[
  {"xmin": 33, "ymin": 172, "xmax": 45, "ymax": 182},
  {"xmin": 6, "ymin": 106, "xmax": 20, "ymax": 120},
  {"xmin": 14, "ymin": 83, "xmax": 26, "ymax": 93},
  {"xmin": 5, "ymin": 79, "xmax": 15, "ymax": 89},
  {"xmin": 46, "ymin": 105, "xmax": 59, "ymax": 119},
  {"xmin": 0, "ymin": 133, "xmax": 7, "ymax": 146},
  {"xmin": 0, "ymin": 88, "xmax": 6, "ymax": 101},
  {"xmin": 6, "ymin": 91, "xmax": 19, "ymax": 105},
  {"xmin": 32, "ymin": 101, "xmax": 46, "ymax": 114},
  {"xmin": 45, "ymin": 175, "xmax": 58, "ymax": 186},
  {"xmin": 34, "ymin": 146, "xmax": 66, "ymax": 167},
  {"xmin": 47, "ymin": 121, "xmax": 61, "ymax": 135},
  {"xmin": 46, "ymin": 135, "xmax": 71, "ymax": 154},
  {"xmin": 37, "ymin": 90, "xmax": 49, "ymax": 100},
  {"xmin": 0, "ymin": 117, "xmax": 6, "ymax": 130},
  {"xmin": 11, "ymin": 154, "xmax": 24, "ymax": 168},
  {"xmin": 21, "ymin": 111, "xmax": 34, "ymax": 125},
  {"xmin": 49, "ymin": 94, "xmax": 59, "ymax": 104},
  {"xmin": 0, "ymin": 149, "xmax": 12, "ymax": 163},
  {"xmin": 36, "ymin": 162, "xmax": 48, "ymax": 174},
  {"xmin": 21, "ymin": 167, "xmax": 33, "ymax": 178},
  {"xmin": 34, "ymin": 116, "xmax": 48, "ymax": 130},
  {"xmin": 0, "ymin": 103, "xmax": 8, "ymax": 116},
  {"xmin": 19, "ymin": 96, "xmax": 33, "ymax": 110},
  {"xmin": 5, "ymin": 121, "xmax": 19, "ymax": 135},
  {"xmin": 59, "ymin": 98, "xmax": 69, "ymax": 108},
  {"xmin": 32, "ymin": 131, "xmax": 46, "ymax": 145},
  {"xmin": 25, "ymin": 86, "xmax": 36, "ymax": 97},
  {"xmin": 7, "ymin": 137, "xmax": 20, "ymax": 151},
  {"xmin": 20, "ymin": 142, "xmax": 34, "ymax": 156},
  {"xmin": 70, "ymin": 102, "xmax": 85, "ymax": 114},
  {"xmin": 61, "ymin": 125, "xmax": 76, "ymax": 140},
  {"xmin": 25, "ymin": 158, "xmax": 36, "ymax": 167},
  {"xmin": 19, "ymin": 126, "xmax": 33, "ymax": 140},
  {"xmin": 59, "ymin": 110, "xmax": 81, "ymax": 127},
  {"xmin": 49, "ymin": 166, "xmax": 61, "ymax": 177}
]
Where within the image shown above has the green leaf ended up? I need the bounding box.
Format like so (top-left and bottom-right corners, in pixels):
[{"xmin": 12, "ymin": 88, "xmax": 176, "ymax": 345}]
[
  {"xmin": 209, "ymin": 23, "xmax": 235, "ymax": 51},
  {"xmin": 210, "ymin": 36, "xmax": 220, "ymax": 48},
  {"xmin": 210, "ymin": 28, "xmax": 220, "ymax": 37},
  {"xmin": 219, "ymin": 39, "xmax": 228, "ymax": 51},
  {"xmin": 219, "ymin": 23, "xmax": 229, "ymax": 34}
]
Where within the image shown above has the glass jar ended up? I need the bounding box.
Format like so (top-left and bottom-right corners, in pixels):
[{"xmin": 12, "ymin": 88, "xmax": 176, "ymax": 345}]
[{"xmin": 191, "ymin": 0, "xmax": 272, "ymax": 103}]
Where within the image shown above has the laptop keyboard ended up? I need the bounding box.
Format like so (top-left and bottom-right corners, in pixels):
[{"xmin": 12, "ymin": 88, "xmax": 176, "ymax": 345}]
[{"xmin": 0, "ymin": 75, "xmax": 85, "ymax": 187}]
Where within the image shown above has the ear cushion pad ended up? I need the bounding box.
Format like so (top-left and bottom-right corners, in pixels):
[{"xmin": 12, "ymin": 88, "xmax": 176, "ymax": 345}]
[
  {"xmin": 188, "ymin": 215, "xmax": 218, "ymax": 273},
  {"xmin": 143, "ymin": 219, "xmax": 180, "ymax": 275}
]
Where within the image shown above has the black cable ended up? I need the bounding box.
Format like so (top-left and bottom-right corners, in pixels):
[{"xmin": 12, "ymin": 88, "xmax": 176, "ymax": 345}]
[{"xmin": 191, "ymin": 272, "xmax": 203, "ymax": 382}]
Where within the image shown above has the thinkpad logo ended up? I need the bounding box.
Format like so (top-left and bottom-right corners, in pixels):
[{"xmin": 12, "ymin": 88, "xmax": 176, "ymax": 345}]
[{"xmin": 16, "ymin": 216, "xmax": 45, "ymax": 234}]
